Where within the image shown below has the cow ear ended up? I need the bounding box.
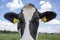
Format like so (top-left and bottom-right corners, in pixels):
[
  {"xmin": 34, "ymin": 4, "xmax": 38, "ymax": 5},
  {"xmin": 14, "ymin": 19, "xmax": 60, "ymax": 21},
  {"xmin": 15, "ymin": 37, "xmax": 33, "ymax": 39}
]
[
  {"xmin": 4, "ymin": 12, "xmax": 19, "ymax": 24},
  {"xmin": 40, "ymin": 11, "xmax": 57, "ymax": 23}
]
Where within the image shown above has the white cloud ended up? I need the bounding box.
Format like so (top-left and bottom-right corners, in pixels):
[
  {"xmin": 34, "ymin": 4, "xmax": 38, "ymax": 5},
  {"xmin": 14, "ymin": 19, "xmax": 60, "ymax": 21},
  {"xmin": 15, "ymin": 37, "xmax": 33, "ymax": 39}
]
[
  {"xmin": 38, "ymin": 24, "xmax": 60, "ymax": 33},
  {"xmin": 6, "ymin": 0, "xmax": 24, "ymax": 10},
  {"xmin": 40, "ymin": 1, "xmax": 45, "ymax": 4},
  {"xmin": 0, "ymin": 20, "xmax": 17, "ymax": 31},
  {"xmin": 38, "ymin": 26, "xmax": 55, "ymax": 33},
  {"xmin": 39, "ymin": 1, "xmax": 52, "ymax": 13},
  {"xmin": 55, "ymin": 26, "xmax": 60, "ymax": 33},
  {"xmin": 45, "ymin": 19, "xmax": 60, "ymax": 24},
  {"xmin": 41, "ymin": 2, "xmax": 52, "ymax": 10},
  {"xmin": 38, "ymin": 19, "xmax": 60, "ymax": 33}
]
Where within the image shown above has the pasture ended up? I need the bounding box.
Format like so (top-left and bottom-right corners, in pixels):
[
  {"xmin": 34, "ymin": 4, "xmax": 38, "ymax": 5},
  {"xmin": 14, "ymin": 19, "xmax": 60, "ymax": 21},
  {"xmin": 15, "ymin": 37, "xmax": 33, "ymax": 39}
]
[{"xmin": 0, "ymin": 33, "xmax": 60, "ymax": 40}]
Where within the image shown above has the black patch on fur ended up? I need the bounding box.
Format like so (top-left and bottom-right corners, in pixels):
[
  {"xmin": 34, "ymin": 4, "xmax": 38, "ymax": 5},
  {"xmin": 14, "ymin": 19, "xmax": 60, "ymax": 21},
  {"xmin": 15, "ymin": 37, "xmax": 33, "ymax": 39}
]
[
  {"xmin": 18, "ymin": 13, "xmax": 25, "ymax": 38},
  {"xmin": 4, "ymin": 12, "xmax": 18, "ymax": 23},
  {"xmin": 39, "ymin": 11, "xmax": 57, "ymax": 22},
  {"xmin": 29, "ymin": 11, "xmax": 39, "ymax": 40}
]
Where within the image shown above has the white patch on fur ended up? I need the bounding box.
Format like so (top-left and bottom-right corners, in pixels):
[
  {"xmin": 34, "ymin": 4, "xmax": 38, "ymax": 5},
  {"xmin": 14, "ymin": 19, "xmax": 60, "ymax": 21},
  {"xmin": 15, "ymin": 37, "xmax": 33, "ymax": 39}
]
[{"xmin": 20, "ymin": 5, "xmax": 35, "ymax": 40}]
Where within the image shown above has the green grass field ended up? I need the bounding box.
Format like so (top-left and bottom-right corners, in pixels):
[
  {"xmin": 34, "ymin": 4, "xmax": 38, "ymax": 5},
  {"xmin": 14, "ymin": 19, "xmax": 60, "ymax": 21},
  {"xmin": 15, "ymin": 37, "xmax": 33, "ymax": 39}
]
[{"xmin": 0, "ymin": 33, "xmax": 60, "ymax": 40}]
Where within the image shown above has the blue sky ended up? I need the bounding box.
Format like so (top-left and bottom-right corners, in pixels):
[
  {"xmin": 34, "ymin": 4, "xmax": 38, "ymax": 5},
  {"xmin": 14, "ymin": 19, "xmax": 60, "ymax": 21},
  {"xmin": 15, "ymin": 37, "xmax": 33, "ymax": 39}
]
[{"xmin": 0, "ymin": 0, "xmax": 60, "ymax": 33}]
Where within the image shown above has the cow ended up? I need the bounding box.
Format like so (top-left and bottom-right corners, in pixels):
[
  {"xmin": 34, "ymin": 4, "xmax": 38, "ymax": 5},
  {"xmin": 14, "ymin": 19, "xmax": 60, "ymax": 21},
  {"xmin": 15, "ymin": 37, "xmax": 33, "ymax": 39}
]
[{"xmin": 4, "ymin": 3, "xmax": 57, "ymax": 40}]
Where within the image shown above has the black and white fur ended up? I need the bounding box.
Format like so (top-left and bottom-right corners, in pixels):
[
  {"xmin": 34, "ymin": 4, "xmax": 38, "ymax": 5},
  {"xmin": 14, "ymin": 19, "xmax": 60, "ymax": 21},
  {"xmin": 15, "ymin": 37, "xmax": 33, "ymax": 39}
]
[
  {"xmin": 4, "ymin": 3, "xmax": 57, "ymax": 40},
  {"xmin": 19, "ymin": 4, "xmax": 39, "ymax": 40},
  {"xmin": 21, "ymin": 4, "xmax": 36, "ymax": 40}
]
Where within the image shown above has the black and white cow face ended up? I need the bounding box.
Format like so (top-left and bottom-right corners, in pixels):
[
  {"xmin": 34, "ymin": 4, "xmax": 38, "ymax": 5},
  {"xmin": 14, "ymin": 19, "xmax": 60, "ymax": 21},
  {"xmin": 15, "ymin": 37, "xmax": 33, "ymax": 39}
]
[
  {"xmin": 4, "ymin": 3, "xmax": 57, "ymax": 40},
  {"xmin": 19, "ymin": 4, "xmax": 39, "ymax": 40}
]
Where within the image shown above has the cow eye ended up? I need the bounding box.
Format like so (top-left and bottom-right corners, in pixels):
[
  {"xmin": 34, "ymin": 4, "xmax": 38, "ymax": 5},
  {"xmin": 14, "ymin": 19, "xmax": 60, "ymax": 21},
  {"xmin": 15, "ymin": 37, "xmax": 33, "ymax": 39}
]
[
  {"xmin": 31, "ymin": 19, "xmax": 38, "ymax": 23},
  {"xmin": 34, "ymin": 19, "xmax": 37, "ymax": 22},
  {"xmin": 34, "ymin": 18, "xmax": 38, "ymax": 21}
]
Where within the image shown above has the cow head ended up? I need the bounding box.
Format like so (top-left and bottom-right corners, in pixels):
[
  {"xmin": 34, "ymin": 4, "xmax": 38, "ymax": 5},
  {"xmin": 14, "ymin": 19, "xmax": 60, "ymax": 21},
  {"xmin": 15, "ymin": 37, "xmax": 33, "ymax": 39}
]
[{"xmin": 4, "ymin": 3, "xmax": 57, "ymax": 40}]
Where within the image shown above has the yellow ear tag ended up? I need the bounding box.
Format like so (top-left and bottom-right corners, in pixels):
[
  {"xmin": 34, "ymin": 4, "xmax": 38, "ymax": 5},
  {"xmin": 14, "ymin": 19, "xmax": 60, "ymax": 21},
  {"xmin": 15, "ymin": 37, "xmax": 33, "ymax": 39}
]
[
  {"xmin": 41, "ymin": 16, "xmax": 47, "ymax": 23},
  {"xmin": 13, "ymin": 18, "xmax": 19, "ymax": 24}
]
